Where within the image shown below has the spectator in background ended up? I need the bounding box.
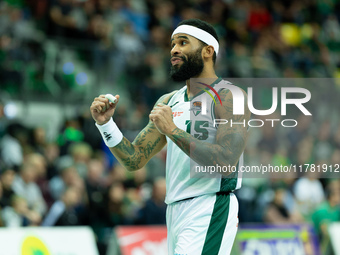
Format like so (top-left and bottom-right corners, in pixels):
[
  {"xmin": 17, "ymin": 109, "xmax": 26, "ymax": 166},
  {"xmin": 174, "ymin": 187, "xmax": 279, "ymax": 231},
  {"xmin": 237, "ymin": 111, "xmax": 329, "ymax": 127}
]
[
  {"xmin": 287, "ymin": 115, "xmax": 312, "ymax": 160},
  {"xmin": 152, "ymin": 1, "xmax": 177, "ymax": 31},
  {"xmin": 264, "ymin": 187, "xmax": 304, "ymax": 224},
  {"xmin": 145, "ymin": 148, "xmax": 166, "ymax": 183},
  {"xmin": 123, "ymin": 167, "xmax": 147, "ymax": 219},
  {"xmin": 1, "ymin": 195, "xmax": 40, "ymax": 227},
  {"xmin": 312, "ymin": 180, "xmax": 340, "ymax": 254},
  {"xmin": 49, "ymin": 159, "xmax": 83, "ymax": 200},
  {"xmin": 0, "ymin": 123, "xmax": 28, "ymax": 170},
  {"xmin": 43, "ymin": 142, "xmax": 60, "ymax": 180},
  {"xmin": 112, "ymin": 22, "xmax": 145, "ymax": 81},
  {"xmin": 108, "ymin": 163, "xmax": 128, "ymax": 184},
  {"xmin": 257, "ymin": 121, "xmax": 278, "ymax": 153},
  {"xmin": 123, "ymin": 166, "xmax": 147, "ymax": 190},
  {"xmin": 57, "ymin": 119, "xmax": 84, "ymax": 156},
  {"xmin": 68, "ymin": 0, "xmax": 88, "ymax": 33},
  {"xmin": 85, "ymin": 158, "xmax": 107, "ymax": 226},
  {"xmin": 104, "ymin": 0, "xmax": 126, "ymax": 38},
  {"xmin": 294, "ymin": 135, "xmax": 315, "ymax": 170},
  {"xmin": 247, "ymin": 1, "xmax": 272, "ymax": 34},
  {"xmin": 294, "ymin": 172, "xmax": 325, "ymax": 220},
  {"xmin": 68, "ymin": 142, "xmax": 92, "ymax": 178},
  {"xmin": 12, "ymin": 162, "xmax": 47, "ymax": 222},
  {"xmin": 137, "ymin": 177, "xmax": 167, "ymax": 225},
  {"xmin": 314, "ymin": 121, "xmax": 333, "ymax": 162},
  {"xmin": 56, "ymin": 142, "xmax": 92, "ymax": 180},
  {"xmin": 25, "ymin": 153, "xmax": 47, "ymax": 180},
  {"xmin": 229, "ymin": 43, "xmax": 253, "ymax": 77},
  {"xmin": 0, "ymin": 167, "xmax": 16, "ymax": 208},
  {"xmin": 9, "ymin": 6, "xmax": 41, "ymax": 42},
  {"xmin": 42, "ymin": 186, "xmax": 82, "ymax": 226},
  {"xmin": 87, "ymin": 13, "xmax": 111, "ymax": 42},
  {"xmin": 0, "ymin": 2, "xmax": 39, "ymax": 89},
  {"xmin": 25, "ymin": 153, "xmax": 53, "ymax": 207},
  {"xmin": 1, "ymin": 195, "xmax": 29, "ymax": 227},
  {"xmin": 79, "ymin": 112, "xmax": 103, "ymax": 151},
  {"xmin": 30, "ymin": 127, "xmax": 47, "ymax": 155},
  {"xmin": 104, "ymin": 182, "xmax": 131, "ymax": 227},
  {"xmin": 48, "ymin": 0, "xmax": 75, "ymax": 38}
]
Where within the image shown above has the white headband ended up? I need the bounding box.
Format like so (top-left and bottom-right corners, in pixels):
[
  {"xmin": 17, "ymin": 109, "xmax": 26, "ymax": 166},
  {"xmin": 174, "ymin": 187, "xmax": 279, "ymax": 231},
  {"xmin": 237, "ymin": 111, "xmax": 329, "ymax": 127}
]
[{"xmin": 171, "ymin": 25, "xmax": 219, "ymax": 55}]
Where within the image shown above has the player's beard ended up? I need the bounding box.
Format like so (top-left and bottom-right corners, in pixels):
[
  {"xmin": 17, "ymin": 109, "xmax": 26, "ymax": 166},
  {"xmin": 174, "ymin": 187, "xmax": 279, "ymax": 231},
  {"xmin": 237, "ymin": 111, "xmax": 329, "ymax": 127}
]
[{"xmin": 170, "ymin": 48, "xmax": 204, "ymax": 82}]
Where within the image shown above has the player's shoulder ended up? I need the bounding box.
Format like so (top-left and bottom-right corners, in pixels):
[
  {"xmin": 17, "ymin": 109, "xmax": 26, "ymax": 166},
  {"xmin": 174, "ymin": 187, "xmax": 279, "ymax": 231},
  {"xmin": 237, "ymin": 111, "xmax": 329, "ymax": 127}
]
[
  {"xmin": 156, "ymin": 90, "xmax": 179, "ymax": 105},
  {"xmin": 214, "ymin": 79, "xmax": 250, "ymax": 118},
  {"xmin": 217, "ymin": 79, "xmax": 248, "ymax": 99}
]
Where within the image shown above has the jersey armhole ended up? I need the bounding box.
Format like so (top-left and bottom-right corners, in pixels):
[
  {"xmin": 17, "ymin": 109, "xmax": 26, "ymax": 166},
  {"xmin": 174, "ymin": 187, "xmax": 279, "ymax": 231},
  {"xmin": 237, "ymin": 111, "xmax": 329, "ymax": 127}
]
[{"xmin": 164, "ymin": 90, "xmax": 178, "ymax": 105}]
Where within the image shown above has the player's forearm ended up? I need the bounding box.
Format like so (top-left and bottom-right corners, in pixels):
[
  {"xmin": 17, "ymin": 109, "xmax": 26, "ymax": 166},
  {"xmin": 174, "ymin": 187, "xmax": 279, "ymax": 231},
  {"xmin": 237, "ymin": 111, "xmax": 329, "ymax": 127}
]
[
  {"xmin": 94, "ymin": 119, "xmax": 143, "ymax": 171},
  {"xmin": 91, "ymin": 93, "xmax": 169, "ymax": 171},
  {"xmin": 167, "ymin": 127, "xmax": 245, "ymax": 172},
  {"xmin": 110, "ymin": 134, "xmax": 163, "ymax": 171},
  {"xmin": 109, "ymin": 137, "xmax": 145, "ymax": 171}
]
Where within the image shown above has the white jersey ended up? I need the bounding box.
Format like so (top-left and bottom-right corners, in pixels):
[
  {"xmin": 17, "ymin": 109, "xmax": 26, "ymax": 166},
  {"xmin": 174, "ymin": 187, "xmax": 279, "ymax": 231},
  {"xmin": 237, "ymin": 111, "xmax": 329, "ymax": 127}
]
[{"xmin": 165, "ymin": 78, "xmax": 243, "ymax": 204}]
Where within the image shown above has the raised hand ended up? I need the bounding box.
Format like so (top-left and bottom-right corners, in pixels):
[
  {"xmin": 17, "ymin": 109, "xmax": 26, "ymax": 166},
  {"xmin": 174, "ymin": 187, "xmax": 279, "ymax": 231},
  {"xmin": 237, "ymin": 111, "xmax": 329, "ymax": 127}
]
[{"xmin": 90, "ymin": 94, "xmax": 120, "ymax": 125}]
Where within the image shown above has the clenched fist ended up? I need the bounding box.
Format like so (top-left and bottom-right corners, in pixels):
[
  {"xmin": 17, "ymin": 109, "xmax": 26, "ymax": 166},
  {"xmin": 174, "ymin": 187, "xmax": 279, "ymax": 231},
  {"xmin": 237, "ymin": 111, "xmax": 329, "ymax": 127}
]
[
  {"xmin": 90, "ymin": 94, "xmax": 120, "ymax": 125},
  {"xmin": 149, "ymin": 103, "xmax": 177, "ymax": 135}
]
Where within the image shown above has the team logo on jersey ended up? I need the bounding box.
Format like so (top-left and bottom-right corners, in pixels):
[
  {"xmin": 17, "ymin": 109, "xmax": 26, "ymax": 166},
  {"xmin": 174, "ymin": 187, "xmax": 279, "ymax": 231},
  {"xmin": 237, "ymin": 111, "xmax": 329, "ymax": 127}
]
[
  {"xmin": 189, "ymin": 82, "xmax": 223, "ymax": 116},
  {"xmin": 190, "ymin": 101, "xmax": 202, "ymax": 116}
]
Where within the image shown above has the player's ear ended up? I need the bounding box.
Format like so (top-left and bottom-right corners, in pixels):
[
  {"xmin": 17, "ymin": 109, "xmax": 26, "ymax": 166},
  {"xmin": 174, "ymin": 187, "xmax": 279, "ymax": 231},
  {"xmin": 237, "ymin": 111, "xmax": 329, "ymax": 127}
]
[{"xmin": 202, "ymin": 45, "xmax": 214, "ymax": 59}]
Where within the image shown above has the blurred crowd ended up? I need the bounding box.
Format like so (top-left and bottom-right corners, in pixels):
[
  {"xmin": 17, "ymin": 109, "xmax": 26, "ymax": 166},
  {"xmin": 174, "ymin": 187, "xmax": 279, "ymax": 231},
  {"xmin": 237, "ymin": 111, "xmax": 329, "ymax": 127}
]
[
  {"xmin": 0, "ymin": 102, "xmax": 167, "ymax": 253},
  {"xmin": 1, "ymin": 0, "xmax": 340, "ymax": 254},
  {"xmin": 2, "ymin": 0, "xmax": 340, "ymax": 102}
]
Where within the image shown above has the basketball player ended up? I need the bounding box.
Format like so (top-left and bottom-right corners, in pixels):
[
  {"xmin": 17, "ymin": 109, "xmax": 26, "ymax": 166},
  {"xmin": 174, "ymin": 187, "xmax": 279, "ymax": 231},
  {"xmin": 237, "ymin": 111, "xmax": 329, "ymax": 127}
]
[{"xmin": 90, "ymin": 19, "xmax": 250, "ymax": 255}]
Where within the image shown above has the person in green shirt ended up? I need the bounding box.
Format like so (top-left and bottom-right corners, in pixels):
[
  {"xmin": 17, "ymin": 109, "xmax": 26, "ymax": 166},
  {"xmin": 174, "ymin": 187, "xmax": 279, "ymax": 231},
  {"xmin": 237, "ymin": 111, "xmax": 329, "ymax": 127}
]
[{"xmin": 312, "ymin": 180, "xmax": 340, "ymax": 254}]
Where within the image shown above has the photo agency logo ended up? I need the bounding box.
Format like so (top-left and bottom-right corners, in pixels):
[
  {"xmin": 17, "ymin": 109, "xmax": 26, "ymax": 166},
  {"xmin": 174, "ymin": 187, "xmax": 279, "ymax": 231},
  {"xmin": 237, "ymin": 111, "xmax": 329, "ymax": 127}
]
[
  {"xmin": 195, "ymin": 79, "xmax": 312, "ymax": 128},
  {"xmin": 193, "ymin": 82, "xmax": 223, "ymax": 116}
]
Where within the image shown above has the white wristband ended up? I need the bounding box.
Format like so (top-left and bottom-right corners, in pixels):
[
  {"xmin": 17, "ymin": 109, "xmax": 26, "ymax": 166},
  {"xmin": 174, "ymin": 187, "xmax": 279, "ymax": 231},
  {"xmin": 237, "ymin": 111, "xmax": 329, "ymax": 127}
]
[{"xmin": 95, "ymin": 118, "xmax": 123, "ymax": 147}]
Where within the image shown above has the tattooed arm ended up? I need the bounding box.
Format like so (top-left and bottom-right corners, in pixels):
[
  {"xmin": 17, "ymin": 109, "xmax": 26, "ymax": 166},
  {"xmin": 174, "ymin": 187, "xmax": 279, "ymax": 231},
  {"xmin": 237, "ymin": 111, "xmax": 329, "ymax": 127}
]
[
  {"xmin": 109, "ymin": 92, "xmax": 178, "ymax": 171},
  {"xmin": 151, "ymin": 88, "xmax": 250, "ymax": 175},
  {"xmin": 110, "ymin": 124, "xmax": 165, "ymax": 171},
  {"xmin": 89, "ymin": 91, "xmax": 175, "ymax": 171}
]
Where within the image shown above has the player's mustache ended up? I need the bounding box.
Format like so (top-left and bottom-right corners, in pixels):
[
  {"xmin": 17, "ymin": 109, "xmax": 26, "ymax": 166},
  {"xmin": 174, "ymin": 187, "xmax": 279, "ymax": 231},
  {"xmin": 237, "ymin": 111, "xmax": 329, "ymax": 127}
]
[{"xmin": 171, "ymin": 56, "xmax": 187, "ymax": 62}]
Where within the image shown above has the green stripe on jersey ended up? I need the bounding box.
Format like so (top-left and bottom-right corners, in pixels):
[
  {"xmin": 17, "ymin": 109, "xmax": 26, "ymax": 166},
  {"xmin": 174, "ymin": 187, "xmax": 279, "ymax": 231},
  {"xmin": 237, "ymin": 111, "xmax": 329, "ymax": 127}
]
[
  {"xmin": 201, "ymin": 193, "xmax": 230, "ymax": 255},
  {"xmin": 220, "ymin": 161, "xmax": 239, "ymax": 192}
]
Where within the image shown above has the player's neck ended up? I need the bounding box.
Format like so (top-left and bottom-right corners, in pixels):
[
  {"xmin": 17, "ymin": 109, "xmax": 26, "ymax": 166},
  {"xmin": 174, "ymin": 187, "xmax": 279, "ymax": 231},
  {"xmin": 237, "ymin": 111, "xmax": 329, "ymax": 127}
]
[{"xmin": 186, "ymin": 68, "xmax": 218, "ymax": 99}]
